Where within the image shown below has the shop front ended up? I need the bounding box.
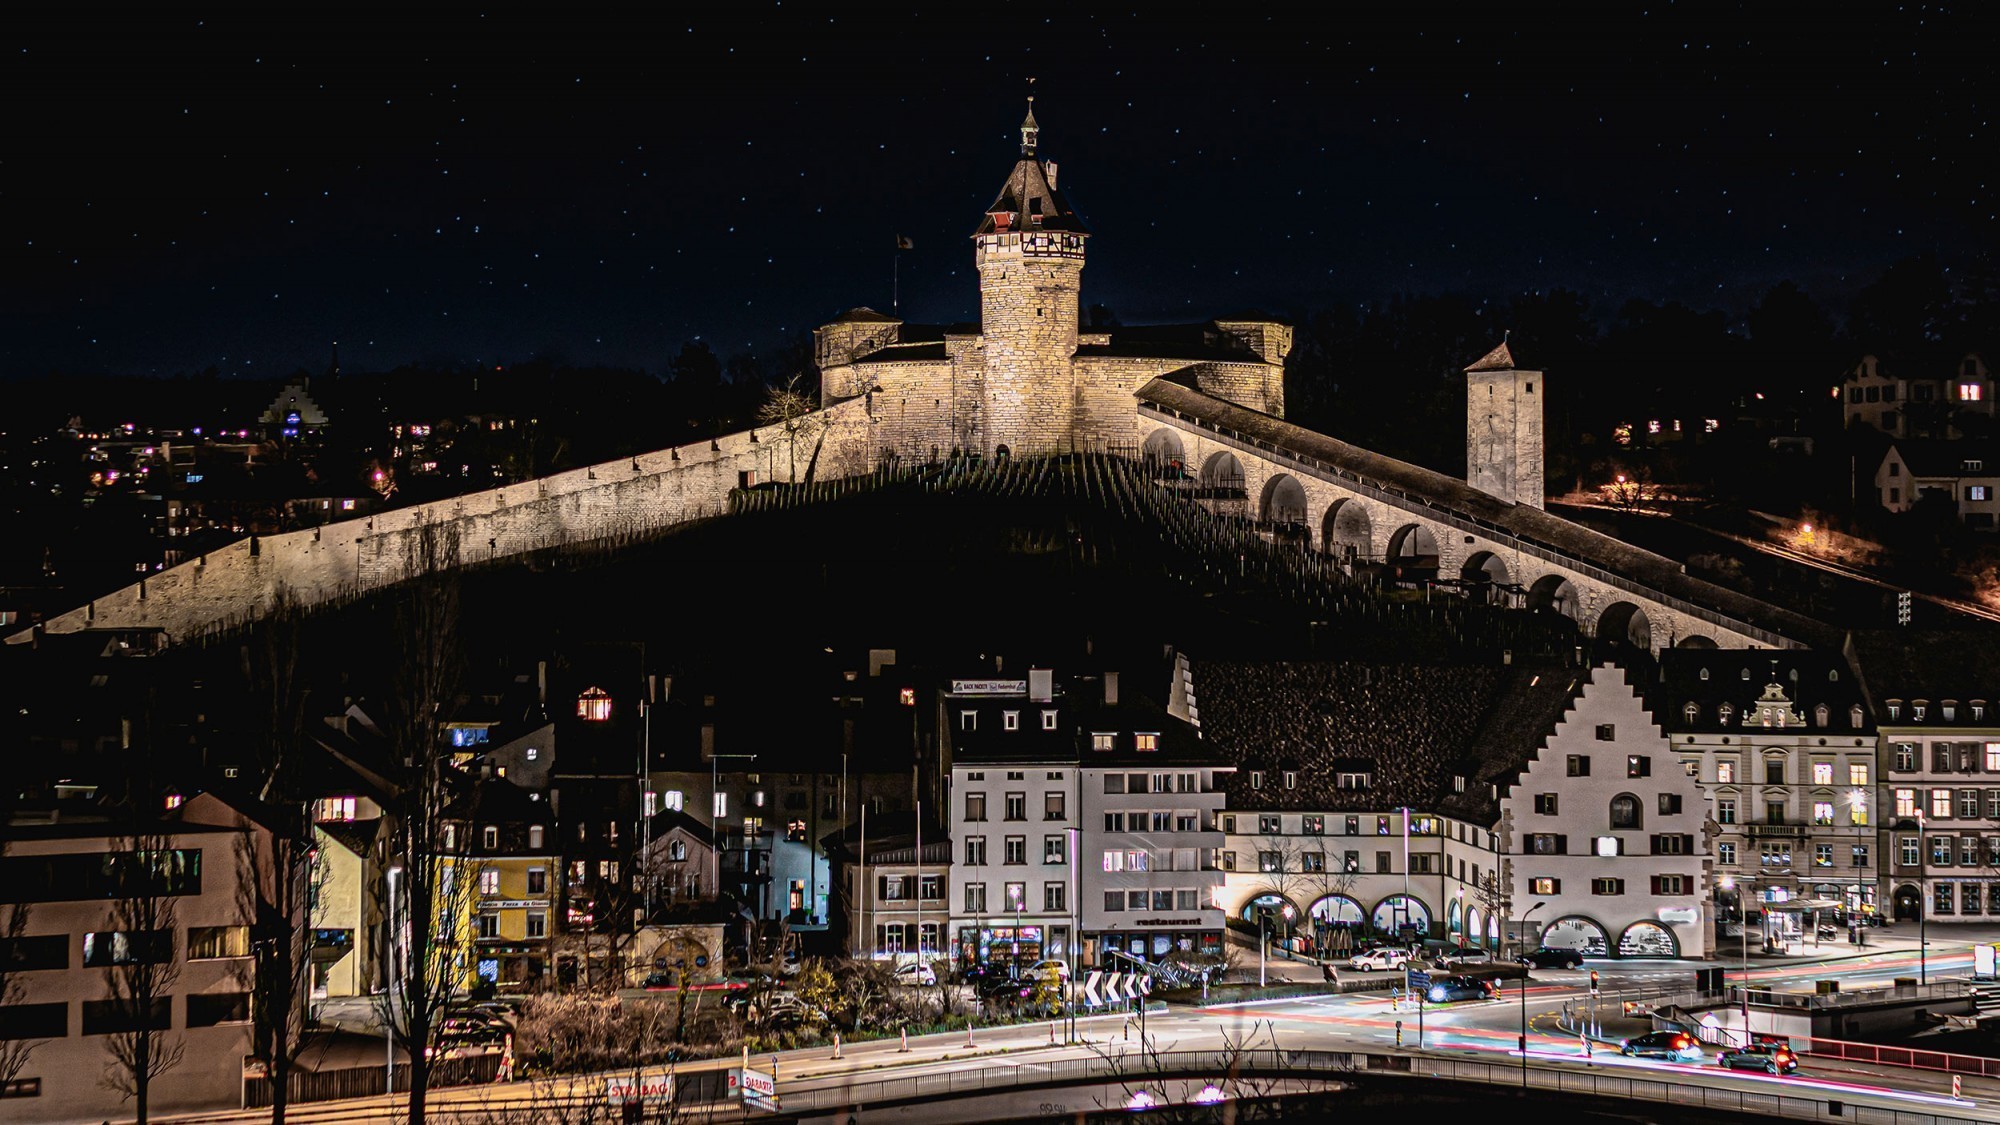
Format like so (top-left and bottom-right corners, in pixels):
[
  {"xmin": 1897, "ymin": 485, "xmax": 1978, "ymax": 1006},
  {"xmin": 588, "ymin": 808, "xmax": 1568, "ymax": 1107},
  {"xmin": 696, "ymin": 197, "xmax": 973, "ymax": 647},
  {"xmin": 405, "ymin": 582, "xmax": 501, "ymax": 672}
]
[
  {"xmin": 957, "ymin": 924, "xmax": 1071, "ymax": 973},
  {"xmin": 1089, "ymin": 925, "xmax": 1223, "ymax": 965}
]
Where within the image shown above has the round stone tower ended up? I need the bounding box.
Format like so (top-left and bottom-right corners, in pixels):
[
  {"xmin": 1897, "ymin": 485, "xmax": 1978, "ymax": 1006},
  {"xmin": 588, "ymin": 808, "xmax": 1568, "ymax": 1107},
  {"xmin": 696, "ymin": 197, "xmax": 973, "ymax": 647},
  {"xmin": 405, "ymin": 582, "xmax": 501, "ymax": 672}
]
[{"xmin": 972, "ymin": 93, "xmax": 1090, "ymax": 456}]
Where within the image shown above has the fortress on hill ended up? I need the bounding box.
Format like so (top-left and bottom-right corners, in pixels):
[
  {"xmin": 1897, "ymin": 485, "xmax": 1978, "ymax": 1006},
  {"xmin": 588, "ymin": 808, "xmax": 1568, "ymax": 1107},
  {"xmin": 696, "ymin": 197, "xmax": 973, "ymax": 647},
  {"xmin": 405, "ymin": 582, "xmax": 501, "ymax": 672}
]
[{"xmin": 10, "ymin": 99, "xmax": 1818, "ymax": 652}]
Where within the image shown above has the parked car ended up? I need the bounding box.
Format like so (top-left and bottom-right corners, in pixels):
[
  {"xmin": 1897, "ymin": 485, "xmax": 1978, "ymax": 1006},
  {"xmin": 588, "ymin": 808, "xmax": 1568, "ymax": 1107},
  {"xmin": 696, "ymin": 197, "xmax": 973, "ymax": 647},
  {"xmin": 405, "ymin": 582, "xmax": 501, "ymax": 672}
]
[
  {"xmin": 1516, "ymin": 946, "xmax": 1586, "ymax": 970},
  {"xmin": 893, "ymin": 962, "xmax": 938, "ymax": 987},
  {"xmin": 641, "ymin": 971, "xmax": 680, "ymax": 990},
  {"xmin": 1348, "ymin": 948, "xmax": 1412, "ymax": 972},
  {"xmin": 437, "ymin": 1014, "xmax": 508, "ymax": 1046},
  {"xmin": 1423, "ymin": 975, "xmax": 1496, "ymax": 1003},
  {"xmin": 1717, "ymin": 1045, "xmax": 1799, "ymax": 1074},
  {"xmin": 1430, "ymin": 945, "xmax": 1493, "ymax": 968},
  {"xmin": 1029, "ymin": 959, "xmax": 1071, "ymax": 980},
  {"xmin": 1621, "ymin": 1031, "xmax": 1704, "ymax": 1062}
]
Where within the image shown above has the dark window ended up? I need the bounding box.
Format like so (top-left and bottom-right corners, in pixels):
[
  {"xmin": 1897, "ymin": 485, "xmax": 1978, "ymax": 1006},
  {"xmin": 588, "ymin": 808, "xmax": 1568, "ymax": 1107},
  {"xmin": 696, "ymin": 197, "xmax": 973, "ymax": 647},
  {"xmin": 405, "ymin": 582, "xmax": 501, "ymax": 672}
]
[
  {"xmin": 1596, "ymin": 724, "xmax": 1617, "ymax": 741},
  {"xmin": 1609, "ymin": 795, "xmax": 1642, "ymax": 830},
  {"xmin": 0, "ymin": 936, "xmax": 67, "ymax": 972},
  {"xmin": 1533, "ymin": 793, "xmax": 1559, "ymax": 815},
  {"xmin": 0, "ymin": 849, "xmax": 202, "ymax": 903},
  {"xmin": 81, "ymin": 998, "xmax": 171, "ymax": 1035},
  {"xmin": 1567, "ymin": 755, "xmax": 1590, "ymax": 777},
  {"xmin": 1658, "ymin": 793, "xmax": 1684, "ymax": 815},
  {"xmin": 1628, "ymin": 755, "xmax": 1652, "ymax": 778},
  {"xmin": 186, "ymin": 992, "xmax": 249, "ymax": 1027},
  {"xmin": 0, "ymin": 1002, "xmax": 66, "ymax": 1040}
]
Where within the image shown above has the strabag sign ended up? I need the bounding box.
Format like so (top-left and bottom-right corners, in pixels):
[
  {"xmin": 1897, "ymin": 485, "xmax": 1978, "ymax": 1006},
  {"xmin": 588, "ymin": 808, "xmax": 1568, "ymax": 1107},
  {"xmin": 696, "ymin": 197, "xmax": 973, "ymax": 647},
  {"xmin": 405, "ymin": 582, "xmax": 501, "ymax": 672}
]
[{"xmin": 605, "ymin": 1074, "xmax": 673, "ymax": 1105}]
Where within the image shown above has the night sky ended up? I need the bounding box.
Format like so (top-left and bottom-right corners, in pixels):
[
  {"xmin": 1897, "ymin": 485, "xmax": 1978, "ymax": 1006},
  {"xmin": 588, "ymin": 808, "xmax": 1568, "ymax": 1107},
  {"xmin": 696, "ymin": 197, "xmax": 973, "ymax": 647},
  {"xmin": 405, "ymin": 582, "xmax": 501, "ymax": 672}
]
[{"xmin": 4, "ymin": 5, "xmax": 1989, "ymax": 380}]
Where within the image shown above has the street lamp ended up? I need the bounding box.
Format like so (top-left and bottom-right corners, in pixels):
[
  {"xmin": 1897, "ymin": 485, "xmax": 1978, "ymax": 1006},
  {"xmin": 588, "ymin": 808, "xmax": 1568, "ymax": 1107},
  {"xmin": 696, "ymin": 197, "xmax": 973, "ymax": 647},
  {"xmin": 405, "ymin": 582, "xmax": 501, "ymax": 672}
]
[
  {"xmin": 1918, "ymin": 811, "xmax": 1929, "ymax": 985},
  {"xmin": 1519, "ymin": 901, "xmax": 1546, "ymax": 1088},
  {"xmin": 1282, "ymin": 902, "xmax": 1296, "ymax": 963},
  {"xmin": 710, "ymin": 753, "xmax": 756, "ymax": 916},
  {"xmin": 1259, "ymin": 905, "xmax": 1270, "ymax": 988},
  {"xmin": 1066, "ymin": 826, "xmax": 1079, "ymax": 1044}
]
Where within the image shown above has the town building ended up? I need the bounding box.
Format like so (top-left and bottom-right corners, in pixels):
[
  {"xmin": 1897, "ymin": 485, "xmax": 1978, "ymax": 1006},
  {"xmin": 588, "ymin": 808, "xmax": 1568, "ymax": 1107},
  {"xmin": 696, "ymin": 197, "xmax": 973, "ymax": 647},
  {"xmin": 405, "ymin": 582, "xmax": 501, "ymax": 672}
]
[
  {"xmin": 0, "ymin": 791, "xmax": 287, "ymax": 1122},
  {"xmin": 1497, "ymin": 663, "xmax": 1713, "ymax": 958},
  {"xmin": 1872, "ymin": 440, "xmax": 2000, "ymax": 526},
  {"xmin": 1848, "ymin": 629, "xmax": 2000, "ymax": 926},
  {"xmin": 824, "ymin": 813, "xmax": 951, "ymax": 964},
  {"xmin": 1842, "ymin": 353, "xmax": 1993, "ymax": 440},
  {"xmin": 1652, "ymin": 651, "xmax": 1878, "ymax": 949},
  {"xmin": 442, "ymin": 772, "xmax": 558, "ymax": 992}
]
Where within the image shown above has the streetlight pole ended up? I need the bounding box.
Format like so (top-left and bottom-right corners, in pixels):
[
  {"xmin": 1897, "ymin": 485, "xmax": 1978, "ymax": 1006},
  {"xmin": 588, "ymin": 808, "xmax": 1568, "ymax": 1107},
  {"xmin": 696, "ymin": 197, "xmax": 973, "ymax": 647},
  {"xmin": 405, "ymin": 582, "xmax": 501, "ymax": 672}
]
[
  {"xmin": 1918, "ymin": 811, "xmax": 1929, "ymax": 985},
  {"xmin": 1066, "ymin": 826, "xmax": 1079, "ymax": 1044},
  {"xmin": 1259, "ymin": 906, "xmax": 1268, "ymax": 987},
  {"xmin": 1518, "ymin": 900, "xmax": 1545, "ymax": 1086},
  {"xmin": 1400, "ymin": 806, "xmax": 1414, "ymax": 940},
  {"xmin": 710, "ymin": 752, "xmax": 757, "ymax": 918}
]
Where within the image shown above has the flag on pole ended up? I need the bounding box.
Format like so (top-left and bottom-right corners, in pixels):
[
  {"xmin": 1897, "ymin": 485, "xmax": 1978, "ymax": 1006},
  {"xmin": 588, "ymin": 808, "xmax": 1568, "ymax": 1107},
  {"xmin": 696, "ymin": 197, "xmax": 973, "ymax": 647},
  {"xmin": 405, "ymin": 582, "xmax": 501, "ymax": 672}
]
[{"xmin": 895, "ymin": 235, "xmax": 914, "ymax": 250}]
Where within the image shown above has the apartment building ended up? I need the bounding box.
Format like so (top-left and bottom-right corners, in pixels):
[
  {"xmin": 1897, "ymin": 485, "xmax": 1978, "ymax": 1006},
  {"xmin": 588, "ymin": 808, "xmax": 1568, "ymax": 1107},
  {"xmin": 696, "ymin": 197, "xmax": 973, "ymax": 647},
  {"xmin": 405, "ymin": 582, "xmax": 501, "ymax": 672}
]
[{"xmin": 1654, "ymin": 651, "xmax": 1878, "ymax": 945}]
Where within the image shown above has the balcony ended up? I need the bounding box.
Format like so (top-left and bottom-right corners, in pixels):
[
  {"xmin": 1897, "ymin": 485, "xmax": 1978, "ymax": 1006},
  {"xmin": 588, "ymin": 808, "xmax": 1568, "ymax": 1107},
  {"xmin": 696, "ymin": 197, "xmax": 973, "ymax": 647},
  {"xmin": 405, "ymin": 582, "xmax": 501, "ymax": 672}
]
[{"xmin": 1747, "ymin": 823, "xmax": 1809, "ymax": 838}]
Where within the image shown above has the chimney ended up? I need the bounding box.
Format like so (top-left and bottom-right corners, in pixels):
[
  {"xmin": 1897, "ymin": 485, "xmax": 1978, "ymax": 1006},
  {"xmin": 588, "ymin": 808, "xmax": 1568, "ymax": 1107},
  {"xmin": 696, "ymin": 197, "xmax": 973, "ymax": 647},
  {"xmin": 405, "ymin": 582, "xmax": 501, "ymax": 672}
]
[
  {"xmin": 1029, "ymin": 669, "xmax": 1053, "ymax": 703},
  {"xmin": 537, "ymin": 660, "xmax": 548, "ymax": 706},
  {"xmin": 1103, "ymin": 672, "xmax": 1120, "ymax": 707}
]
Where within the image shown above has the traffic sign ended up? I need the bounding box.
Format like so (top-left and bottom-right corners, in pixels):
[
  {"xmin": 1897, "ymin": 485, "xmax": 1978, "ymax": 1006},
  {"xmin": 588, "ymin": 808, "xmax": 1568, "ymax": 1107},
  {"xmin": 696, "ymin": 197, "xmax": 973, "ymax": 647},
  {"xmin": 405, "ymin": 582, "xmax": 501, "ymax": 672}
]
[
  {"xmin": 1082, "ymin": 970, "xmax": 1103, "ymax": 1007},
  {"xmin": 1407, "ymin": 969, "xmax": 1432, "ymax": 994}
]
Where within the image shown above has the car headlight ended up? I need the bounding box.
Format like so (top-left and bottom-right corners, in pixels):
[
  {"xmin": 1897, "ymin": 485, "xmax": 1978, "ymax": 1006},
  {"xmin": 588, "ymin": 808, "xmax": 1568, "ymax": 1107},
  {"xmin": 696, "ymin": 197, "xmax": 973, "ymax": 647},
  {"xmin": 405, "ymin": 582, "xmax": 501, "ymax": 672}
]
[{"xmin": 1430, "ymin": 987, "xmax": 1446, "ymax": 1001}]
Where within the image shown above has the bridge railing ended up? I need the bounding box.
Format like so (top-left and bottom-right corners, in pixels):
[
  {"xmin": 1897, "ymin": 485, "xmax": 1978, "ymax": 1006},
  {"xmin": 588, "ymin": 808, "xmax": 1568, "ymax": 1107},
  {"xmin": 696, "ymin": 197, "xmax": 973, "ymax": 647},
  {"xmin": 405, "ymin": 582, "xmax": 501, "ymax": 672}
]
[
  {"xmin": 1139, "ymin": 399, "xmax": 1795, "ymax": 647},
  {"xmin": 741, "ymin": 1046, "xmax": 1979, "ymax": 1123}
]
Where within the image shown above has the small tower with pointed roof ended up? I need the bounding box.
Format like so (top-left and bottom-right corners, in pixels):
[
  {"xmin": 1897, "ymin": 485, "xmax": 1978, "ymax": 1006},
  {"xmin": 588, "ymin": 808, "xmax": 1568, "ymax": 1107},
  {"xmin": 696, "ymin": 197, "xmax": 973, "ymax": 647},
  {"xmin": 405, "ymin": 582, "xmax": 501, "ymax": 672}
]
[
  {"xmin": 972, "ymin": 83, "xmax": 1090, "ymax": 456},
  {"xmin": 1464, "ymin": 335, "xmax": 1545, "ymax": 508}
]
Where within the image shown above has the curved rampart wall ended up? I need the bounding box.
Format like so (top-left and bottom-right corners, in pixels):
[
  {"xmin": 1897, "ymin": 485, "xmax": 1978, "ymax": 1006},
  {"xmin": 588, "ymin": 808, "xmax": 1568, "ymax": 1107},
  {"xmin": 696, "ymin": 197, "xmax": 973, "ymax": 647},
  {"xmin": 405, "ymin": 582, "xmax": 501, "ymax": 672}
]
[{"xmin": 14, "ymin": 399, "xmax": 877, "ymax": 644}]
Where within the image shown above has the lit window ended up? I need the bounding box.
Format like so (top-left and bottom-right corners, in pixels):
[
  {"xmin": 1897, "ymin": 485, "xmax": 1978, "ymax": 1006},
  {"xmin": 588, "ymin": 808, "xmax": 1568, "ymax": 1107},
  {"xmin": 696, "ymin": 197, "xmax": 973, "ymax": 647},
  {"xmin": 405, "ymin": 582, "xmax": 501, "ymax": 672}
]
[
  {"xmin": 663, "ymin": 790, "xmax": 683, "ymax": 811},
  {"xmin": 577, "ymin": 687, "xmax": 613, "ymax": 722},
  {"xmin": 899, "ymin": 687, "xmax": 916, "ymax": 706},
  {"xmin": 1850, "ymin": 763, "xmax": 1869, "ymax": 787},
  {"xmin": 714, "ymin": 793, "xmax": 729, "ymax": 819},
  {"xmin": 479, "ymin": 869, "xmax": 500, "ymax": 895},
  {"xmin": 1135, "ymin": 733, "xmax": 1159, "ymax": 751},
  {"xmin": 1813, "ymin": 762, "xmax": 1834, "ymax": 785},
  {"xmin": 1961, "ymin": 383, "xmax": 1984, "ymax": 402},
  {"xmin": 1091, "ymin": 732, "xmax": 1114, "ymax": 751}
]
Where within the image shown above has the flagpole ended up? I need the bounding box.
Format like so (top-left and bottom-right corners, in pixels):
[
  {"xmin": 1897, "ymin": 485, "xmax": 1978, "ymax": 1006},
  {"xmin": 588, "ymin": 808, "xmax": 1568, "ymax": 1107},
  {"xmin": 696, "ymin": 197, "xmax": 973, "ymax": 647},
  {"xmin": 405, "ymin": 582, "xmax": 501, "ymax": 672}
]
[{"xmin": 893, "ymin": 247, "xmax": 899, "ymax": 313}]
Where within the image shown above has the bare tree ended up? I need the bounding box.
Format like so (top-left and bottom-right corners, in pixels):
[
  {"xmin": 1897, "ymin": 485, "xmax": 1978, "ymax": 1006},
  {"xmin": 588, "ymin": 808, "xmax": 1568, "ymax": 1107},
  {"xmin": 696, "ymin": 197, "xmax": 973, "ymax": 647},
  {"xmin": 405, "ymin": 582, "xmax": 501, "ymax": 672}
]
[
  {"xmin": 376, "ymin": 520, "xmax": 468, "ymax": 1124},
  {"xmin": 97, "ymin": 825, "xmax": 188, "ymax": 1122},
  {"xmin": 0, "ymin": 882, "xmax": 41, "ymax": 1088},
  {"xmin": 239, "ymin": 586, "xmax": 317, "ymax": 1125},
  {"xmin": 754, "ymin": 374, "xmax": 832, "ymax": 484}
]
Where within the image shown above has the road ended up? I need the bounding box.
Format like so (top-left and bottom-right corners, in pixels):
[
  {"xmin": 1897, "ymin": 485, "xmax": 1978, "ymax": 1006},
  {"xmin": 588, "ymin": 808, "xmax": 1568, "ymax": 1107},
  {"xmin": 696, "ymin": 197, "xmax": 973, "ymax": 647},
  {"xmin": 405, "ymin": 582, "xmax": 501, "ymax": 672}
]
[{"xmin": 164, "ymin": 950, "xmax": 1995, "ymax": 1123}]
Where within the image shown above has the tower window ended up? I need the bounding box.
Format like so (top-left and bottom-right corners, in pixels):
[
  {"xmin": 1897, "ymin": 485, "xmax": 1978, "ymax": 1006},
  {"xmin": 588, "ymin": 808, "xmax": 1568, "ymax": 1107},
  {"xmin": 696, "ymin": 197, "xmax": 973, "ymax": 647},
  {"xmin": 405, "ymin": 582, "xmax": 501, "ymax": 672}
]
[{"xmin": 577, "ymin": 687, "xmax": 613, "ymax": 722}]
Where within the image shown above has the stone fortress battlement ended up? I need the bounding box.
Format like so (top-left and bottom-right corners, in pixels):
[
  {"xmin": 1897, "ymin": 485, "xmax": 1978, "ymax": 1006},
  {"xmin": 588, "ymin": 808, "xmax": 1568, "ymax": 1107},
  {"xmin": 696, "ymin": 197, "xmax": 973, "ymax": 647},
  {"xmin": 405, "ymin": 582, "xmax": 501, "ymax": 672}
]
[{"xmin": 11, "ymin": 97, "xmax": 1806, "ymax": 653}]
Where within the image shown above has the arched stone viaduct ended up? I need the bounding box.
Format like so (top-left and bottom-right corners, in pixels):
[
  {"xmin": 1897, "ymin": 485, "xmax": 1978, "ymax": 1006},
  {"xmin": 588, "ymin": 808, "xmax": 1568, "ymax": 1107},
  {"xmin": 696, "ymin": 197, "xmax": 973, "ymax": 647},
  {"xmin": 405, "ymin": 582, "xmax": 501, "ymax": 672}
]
[
  {"xmin": 1134, "ymin": 379, "xmax": 1819, "ymax": 652},
  {"xmin": 10, "ymin": 378, "xmax": 1822, "ymax": 653}
]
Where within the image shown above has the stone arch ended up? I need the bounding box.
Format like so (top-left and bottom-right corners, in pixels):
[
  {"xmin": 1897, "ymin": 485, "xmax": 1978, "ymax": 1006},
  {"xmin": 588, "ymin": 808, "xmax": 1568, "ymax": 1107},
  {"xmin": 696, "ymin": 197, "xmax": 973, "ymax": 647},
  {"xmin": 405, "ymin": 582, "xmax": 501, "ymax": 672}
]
[
  {"xmin": 1528, "ymin": 574, "xmax": 1582, "ymax": 621},
  {"xmin": 1596, "ymin": 600, "xmax": 1653, "ymax": 651},
  {"xmin": 1894, "ymin": 883, "xmax": 1922, "ymax": 922},
  {"xmin": 1466, "ymin": 906, "xmax": 1486, "ymax": 947},
  {"xmin": 995, "ymin": 443, "xmax": 1011, "ymax": 459},
  {"xmin": 1142, "ymin": 428, "xmax": 1186, "ymax": 474},
  {"xmin": 1309, "ymin": 894, "xmax": 1366, "ymax": 929},
  {"xmin": 1386, "ymin": 524, "xmax": 1441, "ymax": 568},
  {"xmin": 1322, "ymin": 499, "xmax": 1373, "ymax": 559},
  {"xmin": 1460, "ymin": 550, "xmax": 1511, "ymax": 604},
  {"xmin": 1370, "ymin": 894, "xmax": 1432, "ymax": 937},
  {"xmin": 1541, "ymin": 915, "xmax": 1610, "ymax": 957},
  {"xmin": 1446, "ymin": 898, "xmax": 1463, "ymax": 937},
  {"xmin": 1260, "ymin": 474, "xmax": 1309, "ymax": 528},
  {"xmin": 1676, "ymin": 634, "xmax": 1720, "ymax": 649},
  {"xmin": 1239, "ymin": 891, "xmax": 1302, "ymax": 923},
  {"xmin": 1618, "ymin": 920, "xmax": 1681, "ymax": 958},
  {"xmin": 1200, "ymin": 450, "xmax": 1245, "ymax": 490}
]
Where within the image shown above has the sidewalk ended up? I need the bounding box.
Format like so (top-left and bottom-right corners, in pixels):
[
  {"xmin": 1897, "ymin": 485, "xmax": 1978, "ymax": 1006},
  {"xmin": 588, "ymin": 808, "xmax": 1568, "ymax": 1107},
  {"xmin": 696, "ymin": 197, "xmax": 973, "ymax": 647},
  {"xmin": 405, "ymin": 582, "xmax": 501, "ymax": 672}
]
[{"xmin": 1725, "ymin": 921, "xmax": 2000, "ymax": 965}]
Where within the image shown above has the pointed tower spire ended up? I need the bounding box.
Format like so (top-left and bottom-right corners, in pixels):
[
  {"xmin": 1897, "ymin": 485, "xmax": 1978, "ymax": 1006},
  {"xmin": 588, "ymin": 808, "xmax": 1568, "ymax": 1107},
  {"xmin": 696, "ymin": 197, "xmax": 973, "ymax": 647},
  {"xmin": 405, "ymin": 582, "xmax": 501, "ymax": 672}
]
[{"xmin": 1020, "ymin": 77, "xmax": 1040, "ymax": 156}]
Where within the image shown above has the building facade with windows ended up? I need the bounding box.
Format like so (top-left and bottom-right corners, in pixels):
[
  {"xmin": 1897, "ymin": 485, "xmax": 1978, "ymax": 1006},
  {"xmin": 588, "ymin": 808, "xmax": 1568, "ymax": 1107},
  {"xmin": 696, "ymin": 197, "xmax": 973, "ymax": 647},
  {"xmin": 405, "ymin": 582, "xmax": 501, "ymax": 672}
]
[
  {"xmin": 1873, "ymin": 440, "xmax": 2000, "ymax": 525},
  {"xmin": 0, "ymin": 793, "xmax": 283, "ymax": 1122},
  {"xmin": 1842, "ymin": 353, "xmax": 1993, "ymax": 441},
  {"xmin": 1652, "ymin": 651, "xmax": 1878, "ymax": 944},
  {"xmin": 945, "ymin": 671, "xmax": 1082, "ymax": 974},
  {"xmin": 1851, "ymin": 630, "xmax": 2000, "ymax": 927},
  {"xmin": 1499, "ymin": 664, "xmax": 1713, "ymax": 959},
  {"xmin": 1216, "ymin": 806, "xmax": 1508, "ymax": 955},
  {"xmin": 441, "ymin": 774, "xmax": 558, "ymax": 992}
]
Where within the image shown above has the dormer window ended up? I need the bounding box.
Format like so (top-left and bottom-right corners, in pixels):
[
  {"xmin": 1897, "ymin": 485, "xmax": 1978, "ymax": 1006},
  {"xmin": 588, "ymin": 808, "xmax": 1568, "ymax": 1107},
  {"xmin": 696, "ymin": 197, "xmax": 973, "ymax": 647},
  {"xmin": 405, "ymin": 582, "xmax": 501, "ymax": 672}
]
[
  {"xmin": 1976, "ymin": 702, "xmax": 1988, "ymax": 722},
  {"xmin": 1851, "ymin": 705, "xmax": 1865, "ymax": 728},
  {"xmin": 1814, "ymin": 704, "xmax": 1829, "ymax": 727},
  {"xmin": 577, "ymin": 687, "xmax": 613, "ymax": 722},
  {"xmin": 1887, "ymin": 701, "xmax": 1902, "ymax": 720},
  {"xmin": 1944, "ymin": 703, "xmax": 1958, "ymax": 721},
  {"xmin": 1718, "ymin": 703, "xmax": 1735, "ymax": 724},
  {"xmin": 1914, "ymin": 704, "xmax": 1927, "ymax": 721},
  {"xmin": 1965, "ymin": 459, "xmax": 1985, "ymax": 471},
  {"xmin": 1683, "ymin": 702, "xmax": 1700, "ymax": 723},
  {"xmin": 1699, "ymin": 668, "xmax": 1710, "ymax": 681}
]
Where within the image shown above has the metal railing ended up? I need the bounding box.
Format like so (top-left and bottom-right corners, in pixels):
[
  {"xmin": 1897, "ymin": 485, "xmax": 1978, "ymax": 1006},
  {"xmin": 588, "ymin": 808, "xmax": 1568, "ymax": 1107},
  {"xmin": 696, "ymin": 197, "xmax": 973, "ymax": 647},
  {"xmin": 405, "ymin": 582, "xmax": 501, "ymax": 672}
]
[
  {"xmin": 1738, "ymin": 980, "xmax": 1969, "ymax": 1011},
  {"xmin": 692, "ymin": 1046, "xmax": 1986, "ymax": 1124},
  {"xmin": 1805, "ymin": 1036, "xmax": 2000, "ymax": 1080}
]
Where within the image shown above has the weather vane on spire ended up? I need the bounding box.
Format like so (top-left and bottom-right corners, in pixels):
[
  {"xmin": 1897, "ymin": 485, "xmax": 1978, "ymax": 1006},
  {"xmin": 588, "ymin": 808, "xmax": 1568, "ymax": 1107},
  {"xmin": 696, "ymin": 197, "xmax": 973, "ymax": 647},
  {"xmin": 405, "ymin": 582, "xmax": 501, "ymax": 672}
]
[{"xmin": 1020, "ymin": 77, "xmax": 1041, "ymax": 156}]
